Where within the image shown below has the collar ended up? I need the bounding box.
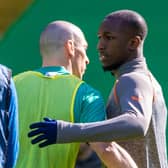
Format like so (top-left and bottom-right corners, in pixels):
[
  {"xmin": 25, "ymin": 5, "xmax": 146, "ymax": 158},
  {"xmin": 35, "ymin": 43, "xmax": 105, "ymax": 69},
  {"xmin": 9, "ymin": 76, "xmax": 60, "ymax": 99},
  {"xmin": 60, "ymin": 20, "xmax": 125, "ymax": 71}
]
[
  {"xmin": 35, "ymin": 66, "xmax": 70, "ymax": 76},
  {"xmin": 114, "ymin": 57, "xmax": 148, "ymax": 78}
]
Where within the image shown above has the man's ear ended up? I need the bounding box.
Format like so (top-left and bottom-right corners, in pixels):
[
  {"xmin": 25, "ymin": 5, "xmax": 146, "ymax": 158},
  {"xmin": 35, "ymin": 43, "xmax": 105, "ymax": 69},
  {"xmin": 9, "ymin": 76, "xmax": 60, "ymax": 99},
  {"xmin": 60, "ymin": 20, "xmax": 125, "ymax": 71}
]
[
  {"xmin": 128, "ymin": 36, "xmax": 141, "ymax": 51},
  {"xmin": 64, "ymin": 40, "xmax": 75, "ymax": 57}
]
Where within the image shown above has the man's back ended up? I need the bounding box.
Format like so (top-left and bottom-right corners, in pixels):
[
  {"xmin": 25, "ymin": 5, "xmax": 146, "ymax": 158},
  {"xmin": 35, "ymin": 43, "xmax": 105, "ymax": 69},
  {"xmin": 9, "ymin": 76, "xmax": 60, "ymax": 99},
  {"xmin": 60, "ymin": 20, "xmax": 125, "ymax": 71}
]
[{"xmin": 14, "ymin": 71, "xmax": 82, "ymax": 168}]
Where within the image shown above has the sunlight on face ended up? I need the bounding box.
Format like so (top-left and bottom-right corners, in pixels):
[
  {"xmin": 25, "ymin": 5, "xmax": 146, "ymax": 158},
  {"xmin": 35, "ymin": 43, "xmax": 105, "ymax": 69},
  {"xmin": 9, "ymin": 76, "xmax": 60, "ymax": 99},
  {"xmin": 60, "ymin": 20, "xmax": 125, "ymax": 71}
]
[{"xmin": 72, "ymin": 37, "xmax": 89, "ymax": 79}]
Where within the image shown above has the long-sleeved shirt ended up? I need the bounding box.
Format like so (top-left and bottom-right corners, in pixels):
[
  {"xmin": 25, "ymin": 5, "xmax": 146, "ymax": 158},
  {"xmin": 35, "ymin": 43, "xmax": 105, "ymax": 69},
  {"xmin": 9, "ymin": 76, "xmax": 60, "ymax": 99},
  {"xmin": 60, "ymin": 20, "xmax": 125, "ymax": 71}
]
[{"xmin": 56, "ymin": 57, "xmax": 168, "ymax": 168}]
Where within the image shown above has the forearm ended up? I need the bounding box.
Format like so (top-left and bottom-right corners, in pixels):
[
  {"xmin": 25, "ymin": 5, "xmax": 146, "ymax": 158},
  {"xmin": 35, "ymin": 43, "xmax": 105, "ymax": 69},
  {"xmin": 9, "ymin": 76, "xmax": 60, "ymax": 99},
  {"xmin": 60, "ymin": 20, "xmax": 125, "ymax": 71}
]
[
  {"xmin": 57, "ymin": 113, "xmax": 147, "ymax": 143},
  {"xmin": 90, "ymin": 142, "xmax": 138, "ymax": 168}
]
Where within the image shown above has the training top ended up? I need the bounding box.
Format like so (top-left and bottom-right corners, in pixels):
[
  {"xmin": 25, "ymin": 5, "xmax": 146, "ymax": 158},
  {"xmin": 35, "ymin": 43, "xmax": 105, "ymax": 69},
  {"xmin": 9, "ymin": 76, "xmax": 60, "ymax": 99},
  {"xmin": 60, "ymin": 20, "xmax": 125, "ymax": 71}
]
[
  {"xmin": 14, "ymin": 66, "xmax": 105, "ymax": 168},
  {"xmin": 36, "ymin": 67, "xmax": 105, "ymax": 123},
  {"xmin": 0, "ymin": 64, "xmax": 19, "ymax": 168},
  {"xmin": 56, "ymin": 57, "xmax": 168, "ymax": 168}
]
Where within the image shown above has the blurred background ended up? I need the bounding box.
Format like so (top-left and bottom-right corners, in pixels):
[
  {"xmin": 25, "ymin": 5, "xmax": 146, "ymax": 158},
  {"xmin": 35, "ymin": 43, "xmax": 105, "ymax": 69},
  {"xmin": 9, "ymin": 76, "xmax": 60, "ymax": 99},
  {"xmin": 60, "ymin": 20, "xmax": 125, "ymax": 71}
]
[{"xmin": 0, "ymin": 0, "xmax": 167, "ymax": 153}]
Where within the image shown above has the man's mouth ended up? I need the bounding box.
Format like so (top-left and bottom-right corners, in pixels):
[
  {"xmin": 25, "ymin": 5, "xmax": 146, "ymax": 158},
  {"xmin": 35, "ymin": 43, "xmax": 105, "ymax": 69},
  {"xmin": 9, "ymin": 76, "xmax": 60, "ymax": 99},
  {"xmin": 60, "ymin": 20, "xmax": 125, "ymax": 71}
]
[{"xmin": 99, "ymin": 54, "xmax": 106, "ymax": 61}]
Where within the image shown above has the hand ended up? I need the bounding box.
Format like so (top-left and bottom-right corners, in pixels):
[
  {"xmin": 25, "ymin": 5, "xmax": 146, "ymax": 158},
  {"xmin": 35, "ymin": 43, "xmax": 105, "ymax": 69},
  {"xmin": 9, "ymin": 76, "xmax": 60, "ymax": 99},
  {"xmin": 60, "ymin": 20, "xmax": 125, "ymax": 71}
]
[{"xmin": 28, "ymin": 117, "xmax": 57, "ymax": 148}]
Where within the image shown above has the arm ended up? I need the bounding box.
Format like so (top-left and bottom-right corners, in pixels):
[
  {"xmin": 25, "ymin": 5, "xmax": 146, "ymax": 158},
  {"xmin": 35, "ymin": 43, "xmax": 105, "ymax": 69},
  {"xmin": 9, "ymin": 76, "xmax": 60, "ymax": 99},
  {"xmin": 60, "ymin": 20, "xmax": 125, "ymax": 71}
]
[
  {"xmin": 28, "ymin": 73, "xmax": 153, "ymax": 143},
  {"xmin": 55, "ymin": 73, "xmax": 153, "ymax": 143},
  {"xmin": 56, "ymin": 112, "xmax": 145, "ymax": 142},
  {"xmin": 75, "ymin": 83, "xmax": 138, "ymax": 168},
  {"xmin": 90, "ymin": 142, "xmax": 138, "ymax": 168},
  {"xmin": 74, "ymin": 83, "xmax": 106, "ymax": 167},
  {"xmin": 76, "ymin": 87, "xmax": 138, "ymax": 168},
  {"xmin": 6, "ymin": 79, "xmax": 19, "ymax": 168},
  {"xmin": 28, "ymin": 113, "xmax": 144, "ymax": 143}
]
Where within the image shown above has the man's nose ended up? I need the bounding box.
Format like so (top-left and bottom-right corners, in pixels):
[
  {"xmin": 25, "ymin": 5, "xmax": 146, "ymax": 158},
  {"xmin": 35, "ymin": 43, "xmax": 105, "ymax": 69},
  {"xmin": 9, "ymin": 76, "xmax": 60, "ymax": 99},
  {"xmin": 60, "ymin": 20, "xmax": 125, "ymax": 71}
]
[
  {"xmin": 97, "ymin": 40, "xmax": 105, "ymax": 51},
  {"xmin": 85, "ymin": 55, "xmax": 90, "ymax": 65}
]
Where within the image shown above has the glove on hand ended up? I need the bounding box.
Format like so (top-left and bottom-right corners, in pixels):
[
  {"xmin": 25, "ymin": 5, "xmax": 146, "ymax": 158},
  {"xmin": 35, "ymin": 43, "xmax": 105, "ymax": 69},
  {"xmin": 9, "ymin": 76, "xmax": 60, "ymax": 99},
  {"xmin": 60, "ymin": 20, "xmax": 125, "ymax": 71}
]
[{"xmin": 28, "ymin": 117, "xmax": 57, "ymax": 148}]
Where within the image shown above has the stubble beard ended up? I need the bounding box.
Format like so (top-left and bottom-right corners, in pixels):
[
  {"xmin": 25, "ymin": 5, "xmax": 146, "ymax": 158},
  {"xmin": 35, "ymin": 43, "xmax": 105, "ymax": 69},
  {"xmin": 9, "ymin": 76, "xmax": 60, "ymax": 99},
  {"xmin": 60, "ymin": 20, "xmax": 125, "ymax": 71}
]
[{"xmin": 102, "ymin": 60, "xmax": 125, "ymax": 72}]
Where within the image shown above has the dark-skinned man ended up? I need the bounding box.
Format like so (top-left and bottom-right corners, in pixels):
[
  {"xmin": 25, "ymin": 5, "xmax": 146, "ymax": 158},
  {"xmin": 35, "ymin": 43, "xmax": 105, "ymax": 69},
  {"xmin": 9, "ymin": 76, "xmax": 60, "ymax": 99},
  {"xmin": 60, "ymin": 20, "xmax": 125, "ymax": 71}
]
[{"xmin": 28, "ymin": 10, "xmax": 167, "ymax": 168}]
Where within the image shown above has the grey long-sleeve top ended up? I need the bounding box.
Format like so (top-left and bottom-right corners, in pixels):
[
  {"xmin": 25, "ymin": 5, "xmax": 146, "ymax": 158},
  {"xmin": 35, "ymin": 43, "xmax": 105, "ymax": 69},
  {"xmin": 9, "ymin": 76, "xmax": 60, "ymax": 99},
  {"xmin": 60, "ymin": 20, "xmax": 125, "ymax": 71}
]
[{"xmin": 56, "ymin": 57, "xmax": 168, "ymax": 168}]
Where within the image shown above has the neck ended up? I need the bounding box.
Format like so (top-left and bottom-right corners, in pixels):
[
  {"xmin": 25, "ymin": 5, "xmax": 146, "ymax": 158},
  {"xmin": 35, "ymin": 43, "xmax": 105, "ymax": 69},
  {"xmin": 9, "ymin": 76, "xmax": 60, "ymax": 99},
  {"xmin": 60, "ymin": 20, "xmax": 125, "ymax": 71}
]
[{"xmin": 42, "ymin": 58, "xmax": 73, "ymax": 75}]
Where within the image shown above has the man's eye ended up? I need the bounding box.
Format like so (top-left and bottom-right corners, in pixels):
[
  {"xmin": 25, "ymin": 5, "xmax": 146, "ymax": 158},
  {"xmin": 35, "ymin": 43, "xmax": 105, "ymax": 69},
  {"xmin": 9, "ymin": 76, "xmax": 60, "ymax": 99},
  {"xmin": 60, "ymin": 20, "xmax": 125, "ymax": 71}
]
[
  {"xmin": 97, "ymin": 35, "xmax": 101, "ymax": 39},
  {"xmin": 105, "ymin": 36, "xmax": 115, "ymax": 40},
  {"xmin": 97, "ymin": 35, "xmax": 116, "ymax": 40}
]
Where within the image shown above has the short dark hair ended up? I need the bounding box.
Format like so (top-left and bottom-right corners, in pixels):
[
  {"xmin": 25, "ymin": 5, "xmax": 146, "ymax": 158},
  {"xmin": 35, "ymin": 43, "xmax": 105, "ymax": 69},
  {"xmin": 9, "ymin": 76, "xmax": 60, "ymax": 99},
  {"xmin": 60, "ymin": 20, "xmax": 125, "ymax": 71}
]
[{"xmin": 105, "ymin": 10, "xmax": 148, "ymax": 40}]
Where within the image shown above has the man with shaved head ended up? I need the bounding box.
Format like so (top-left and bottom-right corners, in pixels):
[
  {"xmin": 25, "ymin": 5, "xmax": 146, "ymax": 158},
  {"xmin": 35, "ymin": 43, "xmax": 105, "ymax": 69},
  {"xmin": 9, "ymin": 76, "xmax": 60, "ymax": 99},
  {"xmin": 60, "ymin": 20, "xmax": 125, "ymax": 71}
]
[
  {"xmin": 14, "ymin": 20, "xmax": 92, "ymax": 168},
  {"xmin": 14, "ymin": 20, "xmax": 137, "ymax": 168},
  {"xmin": 29, "ymin": 10, "xmax": 168, "ymax": 168}
]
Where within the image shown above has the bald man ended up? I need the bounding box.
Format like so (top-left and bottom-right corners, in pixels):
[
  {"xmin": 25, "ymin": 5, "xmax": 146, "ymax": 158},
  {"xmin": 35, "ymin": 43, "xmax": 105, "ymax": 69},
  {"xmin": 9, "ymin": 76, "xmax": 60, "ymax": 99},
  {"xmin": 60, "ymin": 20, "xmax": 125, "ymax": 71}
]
[
  {"xmin": 29, "ymin": 10, "xmax": 168, "ymax": 168},
  {"xmin": 14, "ymin": 21, "xmax": 137, "ymax": 168}
]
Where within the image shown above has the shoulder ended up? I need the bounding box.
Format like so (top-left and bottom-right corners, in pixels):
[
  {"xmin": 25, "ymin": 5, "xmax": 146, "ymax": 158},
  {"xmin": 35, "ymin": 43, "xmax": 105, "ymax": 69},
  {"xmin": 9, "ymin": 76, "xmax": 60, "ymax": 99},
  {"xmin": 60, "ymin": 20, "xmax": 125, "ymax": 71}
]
[
  {"xmin": 14, "ymin": 71, "xmax": 38, "ymax": 77},
  {"xmin": 0, "ymin": 64, "xmax": 11, "ymax": 77},
  {"xmin": 75, "ymin": 82, "xmax": 105, "ymax": 122},
  {"xmin": 78, "ymin": 82, "xmax": 103, "ymax": 99},
  {"xmin": 117, "ymin": 72, "xmax": 151, "ymax": 88},
  {"xmin": 116, "ymin": 72, "xmax": 153, "ymax": 94},
  {"xmin": 0, "ymin": 64, "xmax": 10, "ymax": 71},
  {"xmin": 13, "ymin": 71, "xmax": 41, "ymax": 82},
  {"xmin": 0, "ymin": 64, "xmax": 11, "ymax": 86},
  {"xmin": 77, "ymin": 81, "xmax": 105, "ymax": 110}
]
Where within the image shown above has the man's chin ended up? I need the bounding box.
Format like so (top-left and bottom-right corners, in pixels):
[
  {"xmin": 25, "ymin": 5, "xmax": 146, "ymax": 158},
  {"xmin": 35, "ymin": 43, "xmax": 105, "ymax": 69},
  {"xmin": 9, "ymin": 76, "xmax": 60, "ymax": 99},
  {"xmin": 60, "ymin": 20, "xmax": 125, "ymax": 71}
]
[
  {"xmin": 102, "ymin": 64, "xmax": 116, "ymax": 71},
  {"xmin": 103, "ymin": 66, "xmax": 112, "ymax": 71},
  {"xmin": 102, "ymin": 61, "xmax": 124, "ymax": 72}
]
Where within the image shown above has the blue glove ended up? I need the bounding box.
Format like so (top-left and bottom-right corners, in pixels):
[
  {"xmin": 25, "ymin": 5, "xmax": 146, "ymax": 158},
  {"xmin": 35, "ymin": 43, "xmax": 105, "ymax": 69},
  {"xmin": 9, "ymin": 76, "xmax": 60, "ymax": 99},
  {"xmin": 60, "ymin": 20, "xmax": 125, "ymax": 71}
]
[{"xmin": 28, "ymin": 117, "xmax": 57, "ymax": 148}]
